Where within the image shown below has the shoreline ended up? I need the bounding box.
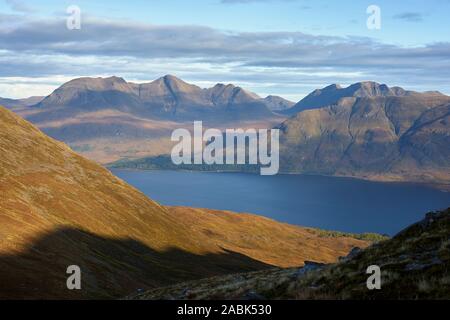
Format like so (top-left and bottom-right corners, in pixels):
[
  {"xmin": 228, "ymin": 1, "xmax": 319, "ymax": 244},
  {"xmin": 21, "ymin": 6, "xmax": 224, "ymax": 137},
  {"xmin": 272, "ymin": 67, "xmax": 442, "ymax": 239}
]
[{"xmin": 107, "ymin": 165, "xmax": 450, "ymax": 193}]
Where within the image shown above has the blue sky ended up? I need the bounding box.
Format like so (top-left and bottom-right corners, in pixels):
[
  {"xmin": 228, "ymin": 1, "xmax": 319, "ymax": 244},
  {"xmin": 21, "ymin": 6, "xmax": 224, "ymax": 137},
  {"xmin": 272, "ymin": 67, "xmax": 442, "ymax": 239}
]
[
  {"xmin": 2, "ymin": 0, "xmax": 448, "ymax": 46},
  {"xmin": 0, "ymin": 0, "xmax": 449, "ymax": 99}
]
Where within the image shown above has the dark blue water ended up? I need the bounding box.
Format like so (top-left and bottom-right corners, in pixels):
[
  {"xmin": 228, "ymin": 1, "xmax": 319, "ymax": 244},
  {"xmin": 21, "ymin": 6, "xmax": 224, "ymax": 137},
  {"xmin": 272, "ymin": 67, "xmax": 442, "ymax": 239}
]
[{"xmin": 111, "ymin": 169, "xmax": 450, "ymax": 235}]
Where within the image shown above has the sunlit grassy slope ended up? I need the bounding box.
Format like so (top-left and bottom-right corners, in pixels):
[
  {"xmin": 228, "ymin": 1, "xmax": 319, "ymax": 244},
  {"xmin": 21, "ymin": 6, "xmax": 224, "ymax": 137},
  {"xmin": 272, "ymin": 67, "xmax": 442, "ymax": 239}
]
[{"xmin": 0, "ymin": 106, "xmax": 370, "ymax": 299}]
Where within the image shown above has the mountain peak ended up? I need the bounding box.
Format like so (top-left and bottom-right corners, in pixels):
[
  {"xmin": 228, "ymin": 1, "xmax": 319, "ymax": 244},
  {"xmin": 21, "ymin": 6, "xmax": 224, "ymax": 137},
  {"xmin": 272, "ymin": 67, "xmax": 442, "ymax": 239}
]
[
  {"xmin": 212, "ymin": 83, "xmax": 236, "ymax": 89},
  {"xmin": 150, "ymin": 74, "xmax": 202, "ymax": 94},
  {"xmin": 347, "ymin": 81, "xmax": 392, "ymax": 97},
  {"xmin": 263, "ymin": 95, "xmax": 295, "ymax": 111},
  {"xmin": 285, "ymin": 81, "xmax": 448, "ymax": 115},
  {"xmin": 61, "ymin": 76, "xmax": 130, "ymax": 91},
  {"xmin": 352, "ymin": 80, "xmax": 380, "ymax": 86},
  {"xmin": 323, "ymin": 84, "xmax": 342, "ymax": 90},
  {"xmin": 161, "ymin": 74, "xmax": 183, "ymax": 83},
  {"xmin": 106, "ymin": 75, "xmax": 127, "ymax": 83}
]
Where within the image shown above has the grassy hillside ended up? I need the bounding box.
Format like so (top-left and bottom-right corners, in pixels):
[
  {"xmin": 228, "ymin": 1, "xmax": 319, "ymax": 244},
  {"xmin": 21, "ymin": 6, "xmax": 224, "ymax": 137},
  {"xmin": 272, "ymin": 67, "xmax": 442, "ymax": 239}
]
[
  {"xmin": 0, "ymin": 106, "xmax": 368, "ymax": 299},
  {"xmin": 130, "ymin": 208, "xmax": 450, "ymax": 300},
  {"xmin": 165, "ymin": 207, "xmax": 373, "ymax": 268}
]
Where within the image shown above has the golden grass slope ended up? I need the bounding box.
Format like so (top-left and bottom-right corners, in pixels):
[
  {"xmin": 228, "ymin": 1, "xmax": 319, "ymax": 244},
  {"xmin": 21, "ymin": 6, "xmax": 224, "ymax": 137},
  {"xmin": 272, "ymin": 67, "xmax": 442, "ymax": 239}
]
[
  {"xmin": 0, "ymin": 106, "xmax": 368, "ymax": 299},
  {"xmin": 166, "ymin": 207, "xmax": 370, "ymax": 268}
]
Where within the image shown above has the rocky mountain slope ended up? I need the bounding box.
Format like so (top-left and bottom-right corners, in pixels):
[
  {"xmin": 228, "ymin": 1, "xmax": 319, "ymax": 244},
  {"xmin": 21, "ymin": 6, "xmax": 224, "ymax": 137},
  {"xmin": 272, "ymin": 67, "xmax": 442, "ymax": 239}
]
[
  {"xmin": 279, "ymin": 93, "xmax": 450, "ymax": 185},
  {"xmin": 0, "ymin": 106, "xmax": 367, "ymax": 299},
  {"xmin": 129, "ymin": 208, "xmax": 450, "ymax": 300}
]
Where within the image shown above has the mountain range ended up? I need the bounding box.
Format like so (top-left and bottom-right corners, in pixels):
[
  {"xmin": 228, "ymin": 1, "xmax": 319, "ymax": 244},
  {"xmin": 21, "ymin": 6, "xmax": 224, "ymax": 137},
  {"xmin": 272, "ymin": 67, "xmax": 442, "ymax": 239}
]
[
  {"xmin": 0, "ymin": 106, "xmax": 368, "ymax": 299},
  {"xmin": 33, "ymin": 75, "xmax": 280, "ymax": 120},
  {"xmin": 2, "ymin": 76, "xmax": 450, "ymax": 186},
  {"xmin": 1, "ymin": 75, "xmax": 286, "ymax": 163}
]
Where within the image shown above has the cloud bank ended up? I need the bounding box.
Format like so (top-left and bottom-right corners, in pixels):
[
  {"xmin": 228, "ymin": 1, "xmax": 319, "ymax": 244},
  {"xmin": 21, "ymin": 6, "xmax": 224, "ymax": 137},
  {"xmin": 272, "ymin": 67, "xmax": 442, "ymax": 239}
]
[{"xmin": 0, "ymin": 13, "xmax": 449, "ymax": 99}]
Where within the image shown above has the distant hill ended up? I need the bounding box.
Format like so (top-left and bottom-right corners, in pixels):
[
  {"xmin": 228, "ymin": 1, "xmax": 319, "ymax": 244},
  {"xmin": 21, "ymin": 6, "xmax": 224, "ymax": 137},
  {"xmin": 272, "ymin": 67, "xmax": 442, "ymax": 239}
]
[
  {"xmin": 129, "ymin": 208, "xmax": 450, "ymax": 300},
  {"xmin": 34, "ymin": 75, "xmax": 275, "ymax": 120},
  {"xmin": 0, "ymin": 96, "xmax": 44, "ymax": 109},
  {"xmin": 283, "ymin": 81, "xmax": 445, "ymax": 115},
  {"xmin": 0, "ymin": 106, "xmax": 366, "ymax": 299},
  {"xmin": 278, "ymin": 93, "xmax": 450, "ymax": 185},
  {"xmin": 262, "ymin": 95, "xmax": 295, "ymax": 111}
]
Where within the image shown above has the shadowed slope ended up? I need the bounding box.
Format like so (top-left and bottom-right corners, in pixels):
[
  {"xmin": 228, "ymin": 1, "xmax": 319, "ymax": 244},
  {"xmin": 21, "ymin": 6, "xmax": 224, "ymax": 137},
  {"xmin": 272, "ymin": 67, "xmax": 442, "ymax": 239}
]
[{"xmin": 0, "ymin": 228, "xmax": 272, "ymax": 299}]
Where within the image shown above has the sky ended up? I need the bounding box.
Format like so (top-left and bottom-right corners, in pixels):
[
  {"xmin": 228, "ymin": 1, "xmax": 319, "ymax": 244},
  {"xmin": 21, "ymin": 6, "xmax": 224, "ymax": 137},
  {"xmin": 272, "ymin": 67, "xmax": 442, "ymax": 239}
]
[{"xmin": 0, "ymin": 0, "xmax": 449, "ymax": 100}]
